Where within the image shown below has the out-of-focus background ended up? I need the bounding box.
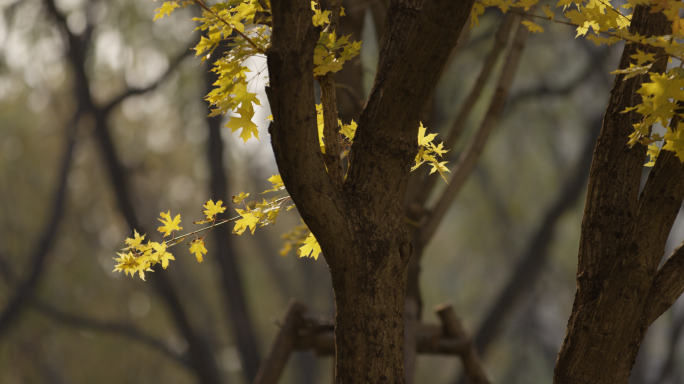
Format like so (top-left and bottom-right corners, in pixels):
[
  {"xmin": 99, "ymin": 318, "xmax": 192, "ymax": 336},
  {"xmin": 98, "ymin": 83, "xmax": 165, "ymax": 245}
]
[{"xmin": 1, "ymin": 0, "xmax": 683, "ymax": 383}]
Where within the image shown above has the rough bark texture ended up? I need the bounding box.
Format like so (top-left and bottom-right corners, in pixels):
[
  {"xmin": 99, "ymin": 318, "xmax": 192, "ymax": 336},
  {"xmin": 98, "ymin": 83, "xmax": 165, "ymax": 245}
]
[
  {"xmin": 554, "ymin": 6, "xmax": 684, "ymax": 383},
  {"xmin": 265, "ymin": 1, "xmax": 473, "ymax": 382}
]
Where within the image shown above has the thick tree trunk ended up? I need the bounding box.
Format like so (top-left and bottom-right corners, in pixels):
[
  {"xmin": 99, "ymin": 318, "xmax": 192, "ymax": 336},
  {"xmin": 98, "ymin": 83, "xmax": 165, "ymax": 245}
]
[
  {"xmin": 331, "ymin": 244, "xmax": 408, "ymax": 382},
  {"xmin": 554, "ymin": 6, "xmax": 681, "ymax": 384}
]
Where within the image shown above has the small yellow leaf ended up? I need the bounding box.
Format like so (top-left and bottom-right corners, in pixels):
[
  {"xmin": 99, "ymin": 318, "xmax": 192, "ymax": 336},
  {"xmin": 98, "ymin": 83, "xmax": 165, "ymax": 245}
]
[
  {"xmin": 521, "ymin": 20, "xmax": 544, "ymax": 33},
  {"xmin": 299, "ymin": 232, "xmax": 322, "ymax": 260},
  {"xmin": 262, "ymin": 175, "xmax": 285, "ymax": 193},
  {"xmin": 124, "ymin": 230, "xmax": 145, "ymax": 249},
  {"xmin": 232, "ymin": 192, "xmax": 250, "ymax": 204},
  {"xmin": 203, "ymin": 199, "xmax": 226, "ymax": 219},
  {"xmin": 417, "ymin": 123, "xmax": 437, "ymax": 147},
  {"xmin": 189, "ymin": 239, "xmax": 208, "ymax": 263},
  {"xmin": 158, "ymin": 211, "xmax": 182, "ymax": 237},
  {"xmin": 311, "ymin": 1, "xmax": 330, "ymax": 26},
  {"xmin": 154, "ymin": 1, "xmax": 179, "ymax": 21},
  {"xmin": 233, "ymin": 209, "xmax": 260, "ymax": 235}
]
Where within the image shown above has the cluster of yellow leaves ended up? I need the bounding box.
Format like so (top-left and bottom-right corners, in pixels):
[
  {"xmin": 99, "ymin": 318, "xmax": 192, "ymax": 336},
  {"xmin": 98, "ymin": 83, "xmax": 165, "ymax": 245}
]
[
  {"xmin": 154, "ymin": 0, "xmax": 359, "ymax": 144},
  {"xmin": 311, "ymin": 2, "xmax": 362, "ymax": 78},
  {"xmin": 412, "ymin": 123, "xmax": 450, "ymax": 183},
  {"xmin": 476, "ymin": 0, "xmax": 684, "ymax": 165},
  {"xmin": 114, "ymin": 200, "xmax": 226, "ymax": 280},
  {"xmin": 194, "ymin": 1, "xmax": 271, "ymax": 143},
  {"xmin": 232, "ymin": 175, "xmax": 293, "ymax": 235}
]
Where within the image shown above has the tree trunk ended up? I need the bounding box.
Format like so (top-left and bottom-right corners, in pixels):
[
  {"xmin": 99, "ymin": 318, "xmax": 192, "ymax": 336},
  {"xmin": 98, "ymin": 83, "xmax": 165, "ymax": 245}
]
[
  {"xmin": 554, "ymin": 6, "xmax": 681, "ymax": 384},
  {"xmin": 330, "ymin": 237, "xmax": 409, "ymax": 382}
]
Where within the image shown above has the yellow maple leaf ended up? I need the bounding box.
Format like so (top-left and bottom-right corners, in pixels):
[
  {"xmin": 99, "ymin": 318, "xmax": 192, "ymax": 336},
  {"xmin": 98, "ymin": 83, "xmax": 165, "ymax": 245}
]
[
  {"xmin": 158, "ymin": 211, "xmax": 182, "ymax": 236},
  {"xmin": 113, "ymin": 252, "xmax": 140, "ymax": 277},
  {"xmin": 152, "ymin": 241, "xmax": 175, "ymax": 269},
  {"xmin": 521, "ymin": 20, "xmax": 544, "ymax": 33},
  {"xmin": 311, "ymin": 1, "xmax": 330, "ymax": 27},
  {"xmin": 299, "ymin": 232, "xmax": 322, "ymax": 260},
  {"xmin": 189, "ymin": 239, "xmax": 208, "ymax": 263},
  {"xmin": 203, "ymin": 199, "xmax": 226, "ymax": 219},
  {"xmin": 232, "ymin": 192, "xmax": 250, "ymax": 204},
  {"xmin": 233, "ymin": 209, "xmax": 260, "ymax": 235},
  {"xmin": 262, "ymin": 174, "xmax": 285, "ymax": 193},
  {"xmin": 417, "ymin": 122, "xmax": 437, "ymax": 147},
  {"xmin": 225, "ymin": 107, "xmax": 259, "ymax": 143},
  {"xmin": 153, "ymin": 1, "xmax": 179, "ymax": 21},
  {"xmin": 124, "ymin": 230, "xmax": 145, "ymax": 249}
]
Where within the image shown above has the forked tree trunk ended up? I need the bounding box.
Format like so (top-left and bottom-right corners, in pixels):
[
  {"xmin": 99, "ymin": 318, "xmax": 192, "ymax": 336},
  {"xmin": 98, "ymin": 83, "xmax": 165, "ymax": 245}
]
[
  {"xmin": 265, "ymin": 1, "xmax": 473, "ymax": 383},
  {"xmin": 554, "ymin": 6, "xmax": 684, "ymax": 384}
]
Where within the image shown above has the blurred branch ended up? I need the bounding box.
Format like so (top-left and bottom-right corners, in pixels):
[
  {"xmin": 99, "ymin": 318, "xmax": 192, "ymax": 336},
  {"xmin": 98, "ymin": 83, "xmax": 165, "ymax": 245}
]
[
  {"xmin": 0, "ymin": 111, "xmax": 78, "ymax": 339},
  {"xmin": 42, "ymin": 2, "xmax": 224, "ymax": 382},
  {"xmin": 32, "ymin": 300, "xmax": 190, "ymax": 367},
  {"xmin": 470, "ymin": 116, "xmax": 598, "ymax": 357},
  {"xmin": 102, "ymin": 49, "xmax": 194, "ymax": 116},
  {"xmin": 420, "ymin": 16, "xmax": 528, "ymax": 247},
  {"xmin": 205, "ymin": 43, "xmax": 262, "ymax": 382},
  {"xmin": 508, "ymin": 43, "xmax": 611, "ymax": 108},
  {"xmin": 652, "ymin": 305, "xmax": 684, "ymax": 384},
  {"xmin": 254, "ymin": 300, "xmax": 307, "ymax": 384},
  {"xmin": 436, "ymin": 304, "xmax": 490, "ymax": 384},
  {"xmin": 0, "ymin": 250, "xmax": 188, "ymax": 368}
]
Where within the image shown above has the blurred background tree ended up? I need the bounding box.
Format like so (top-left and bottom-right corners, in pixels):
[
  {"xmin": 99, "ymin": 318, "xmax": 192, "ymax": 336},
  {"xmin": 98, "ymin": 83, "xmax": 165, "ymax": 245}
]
[{"xmin": 1, "ymin": 0, "xmax": 683, "ymax": 383}]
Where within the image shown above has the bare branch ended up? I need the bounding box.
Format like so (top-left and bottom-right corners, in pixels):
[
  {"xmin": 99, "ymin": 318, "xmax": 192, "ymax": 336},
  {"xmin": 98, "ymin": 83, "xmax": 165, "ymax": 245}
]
[
  {"xmin": 471, "ymin": 117, "xmax": 599, "ymax": 356},
  {"xmin": 625, "ymin": 141, "xmax": 684, "ymax": 274},
  {"xmin": 254, "ymin": 301, "xmax": 308, "ymax": 384},
  {"xmin": 0, "ymin": 108, "xmax": 78, "ymax": 339},
  {"xmin": 42, "ymin": 2, "xmax": 225, "ymax": 382},
  {"xmin": 420, "ymin": 17, "xmax": 528, "ymax": 247},
  {"xmin": 102, "ymin": 49, "xmax": 194, "ymax": 115},
  {"xmin": 646, "ymin": 240, "xmax": 684, "ymax": 325},
  {"xmin": 436, "ymin": 304, "xmax": 490, "ymax": 384},
  {"xmin": 32, "ymin": 300, "xmax": 189, "ymax": 367}
]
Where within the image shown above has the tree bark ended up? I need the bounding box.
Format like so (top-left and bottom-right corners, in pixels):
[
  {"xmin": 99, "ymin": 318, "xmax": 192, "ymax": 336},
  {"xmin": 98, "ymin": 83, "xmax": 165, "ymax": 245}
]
[{"xmin": 554, "ymin": 5, "xmax": 684, "ymax": 384}]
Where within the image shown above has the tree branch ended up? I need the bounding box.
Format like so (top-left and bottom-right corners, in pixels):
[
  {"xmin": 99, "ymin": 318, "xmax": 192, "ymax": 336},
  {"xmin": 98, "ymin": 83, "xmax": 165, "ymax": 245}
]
[
  {"xmin": 102, "ymin": 48, "xmax": 194, "ymax": 116},
  {"xmin": 32, "ymin": 300, "xmax": 189, "ymax": 367},
  {"xmin": 42, "ymin": 2, "xmax": 224, "ymax": 382},
  {"xmin": 0, "ymin": 113, "xmax": 78, "ymax": 339},
  {"xmin": 471, "ymin": 115, "xmax": 599, "ymax": 356},
  {"xmin": 436, "ymin": 304, "xmax": 490, "ymax": 384},
  {"xmin": 646, "ymin": 240, "xmax": 684, "ymax": 325},
  {"xmin": 625, "ymin": 142, "xmax": 684, "ymax": 274}
]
